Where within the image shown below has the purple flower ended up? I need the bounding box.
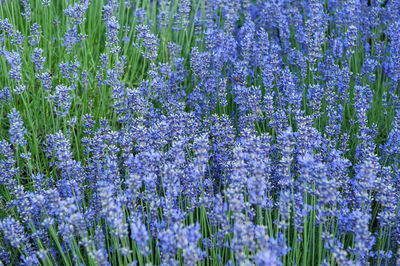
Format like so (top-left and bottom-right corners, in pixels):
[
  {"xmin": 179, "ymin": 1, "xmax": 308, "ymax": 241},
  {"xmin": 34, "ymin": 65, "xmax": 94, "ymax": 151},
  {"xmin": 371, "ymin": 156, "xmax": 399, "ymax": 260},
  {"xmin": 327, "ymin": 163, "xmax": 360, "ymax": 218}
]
[
  {"xmin": 307, "ymin": 84, "xmax": 325, "ymax": 116},
  {"xmin": 130, "ymin": 219, "xmax": 149, "ymax": 255},
  {"xmin": 376, "ymin": 167, "xmax": 398, "ymax": 228},
  {"xmin": 0, "ymin": 18, "xmax": 15, "ymax": 37},
  {"xmin": 82, "ymin": 114, "xmax": 95, "ymax": 135},
  {"xmin": 11, "ymin": 30, "xmax": 24, "ymax": 48},
  {"xmin": 46, "ymin": 85, "xmax": 73, "ymax": 117},
  {"xmin": 0, "ymin": 87, "xmax": 12, "ymax": 107},
  {"xmin": 59, "ymin": 59, "xmax": 80, "ymax": 84},
  {"xmin": 28, "ymin": 23, "xmax": 41, "ymax": 47},
  {"xmin": 277, "ymin": 190, "xmax": 292, "ymax": 229},
  {"xmin": 386, "ymin": 20, "xmax": 400, "ymax": 83},
  {"xmin": 133, "ymin": 24, "xmax": 159, "ymax": 61},
  {"xmin": 305, "ymin": 0, "xmax": 327, "ymax": 70},
  {"xmin": 31, "ymin": 48, "xmax": 45, "ymax": 71},
  {"xmin": 134, "ymin": 8, "xmax": 146, "ymax": 24},
  {"xmin": 0, "ymin": 217, "xmax": 28, "ymax": 248},
  {"xmin": 97, "ymin": 180, "xmax": 128, "ymax": 238},
  {"xmin": 35, "ymin": 72, "xmax": 52, "ymax": 92},
  {"xmin": 351, "ymin": 210, "xmax": 375, "ymax": 263},
  {"xmin": 179, "ymin": 223, "xmax": 202, "ymax": 265},
  {"xmin": 0, "ymin": 140, "xmax": 18, "ymax": 188},
  {"xmin": 105, "ymin": 16, "xmax": 120, "ymax": 54},
  {"xmin": 254, "ymin": 248, "xmax": 282, "ymax": 266},
  {"xmin": 61, "ymin": 25, "xmax": 87, "ymax": 54},
  {"xmin": 353, "ymin": 153, "xmax": 380, "ymax": 207},
  {"xmin": 276, "ymin": 127, "xmax": 295, "ymax": 188},
  {"xmin": 157, "ymin": 0, "xmax": 171, "ymax": 30},
  {"xmin": 3, "ymin": 50, "xmax": 22, "ymax": 81},
  {"xmin": 381, "ymin": 111, "xmax": 400, "ymax": 165},
  {"xmin": 173, "ymin": 0, "xmax": 191, "ymax": 31},
  {"xmin": 8, "ymin": 108, "xmax": 27, "ymax": 147},
  {"xmin": 88, "ymin": 226, "xmax": 108, "ymax": 265},
  {"xmin": 362, "ymin": 56, "xmax": 378, "ymax": 83},
  {"xmin": 64, "ymin": 2, "xmax": 90, "ymax": 25},
  {"xmin": 20, "ymin": 0, "xmax": 31, "ymax": 21}
]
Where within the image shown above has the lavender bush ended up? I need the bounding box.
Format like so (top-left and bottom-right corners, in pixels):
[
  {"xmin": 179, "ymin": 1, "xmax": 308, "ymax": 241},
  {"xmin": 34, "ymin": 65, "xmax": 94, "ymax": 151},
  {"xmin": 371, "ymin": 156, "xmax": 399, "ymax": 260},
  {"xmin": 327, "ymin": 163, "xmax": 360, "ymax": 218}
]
[{"xmin": 0, "ymin": 0, "xmax": 399, "ymax": 265}]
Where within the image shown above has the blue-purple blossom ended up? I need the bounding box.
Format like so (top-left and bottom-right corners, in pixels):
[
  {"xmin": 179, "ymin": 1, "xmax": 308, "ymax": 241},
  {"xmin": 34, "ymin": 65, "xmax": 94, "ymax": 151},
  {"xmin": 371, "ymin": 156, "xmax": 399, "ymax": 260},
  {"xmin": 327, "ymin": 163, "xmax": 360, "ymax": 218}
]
[
  {"xmin": 130, "ymin": 219, "xmax": 149, "ymax": 255},
  {"xmin": 0, "ymin": 87, "xmax": 12, "ymax": 107},
  {"xmin": 105, "ymin": 16, "xmax": 120, "ymax": 54},
  {"xmin": 3, "ymin": 50, "xmax": 22, "ymax": 81},
  {"xmin": 133, "ymin": 24, "xmax": 159, "ymax": 61},
  {"xmin": 7, "ymin": 108, "xmax": 27, "ymax": 147},
  {"xmin": 35, "ymin": 72, "xmax": 52, "ymax": 92},
  {"xmin": 64, "ymin": 2, "xmax": 90, "ymax": 25},
  {"xmin": 31, "ymin": 48, "xmax": 45, "ymax": 71},
  {"xmin": 173, "ymin": 0, "xmax": 191, "ymax": 31},
  {"xmin": 28, "ymin": 23, "xmax": 41, "ymax": 47},
  {"xmin": 134, "ymin": 8, "xmax": 146, "ymax": 23},
  {"xmin": 46, "ymin": 85, "xmax": 73, "ymax": 117},
  {"xmin": 20, "ymin": 0, "xmax": 31, "ymax": 21},
  {"xmin": 61, "ymin": 25, "xmax": 87, "ymax": 54},
  {"xmin": 0, "ymin": 217, "xmax": 28, "ymax": 248}
]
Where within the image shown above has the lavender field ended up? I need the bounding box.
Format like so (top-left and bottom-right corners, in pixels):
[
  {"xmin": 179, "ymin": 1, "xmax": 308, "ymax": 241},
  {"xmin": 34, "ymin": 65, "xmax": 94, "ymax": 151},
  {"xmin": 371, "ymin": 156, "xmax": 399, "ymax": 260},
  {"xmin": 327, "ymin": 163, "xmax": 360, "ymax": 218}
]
[{"xmin": 0, "ymin": 0, "xmax": 399, "ymax": 265}]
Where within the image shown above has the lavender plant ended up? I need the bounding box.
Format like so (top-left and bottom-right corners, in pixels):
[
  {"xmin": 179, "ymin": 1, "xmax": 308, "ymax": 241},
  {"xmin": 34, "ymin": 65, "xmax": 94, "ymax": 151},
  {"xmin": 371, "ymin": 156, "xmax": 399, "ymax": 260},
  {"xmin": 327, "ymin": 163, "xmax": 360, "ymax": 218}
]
[{"xmin": 0, "ymin": 0, "xmax": 399, "ymax": 265}]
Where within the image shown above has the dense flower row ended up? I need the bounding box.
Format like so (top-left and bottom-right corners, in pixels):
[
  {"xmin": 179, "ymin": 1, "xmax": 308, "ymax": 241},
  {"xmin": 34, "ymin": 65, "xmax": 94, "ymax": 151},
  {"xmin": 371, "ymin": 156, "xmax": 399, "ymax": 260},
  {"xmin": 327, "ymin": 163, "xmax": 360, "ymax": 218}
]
[{"xmin": 0, "ymin": 0, "xmax": 400, "ymax": 265}]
